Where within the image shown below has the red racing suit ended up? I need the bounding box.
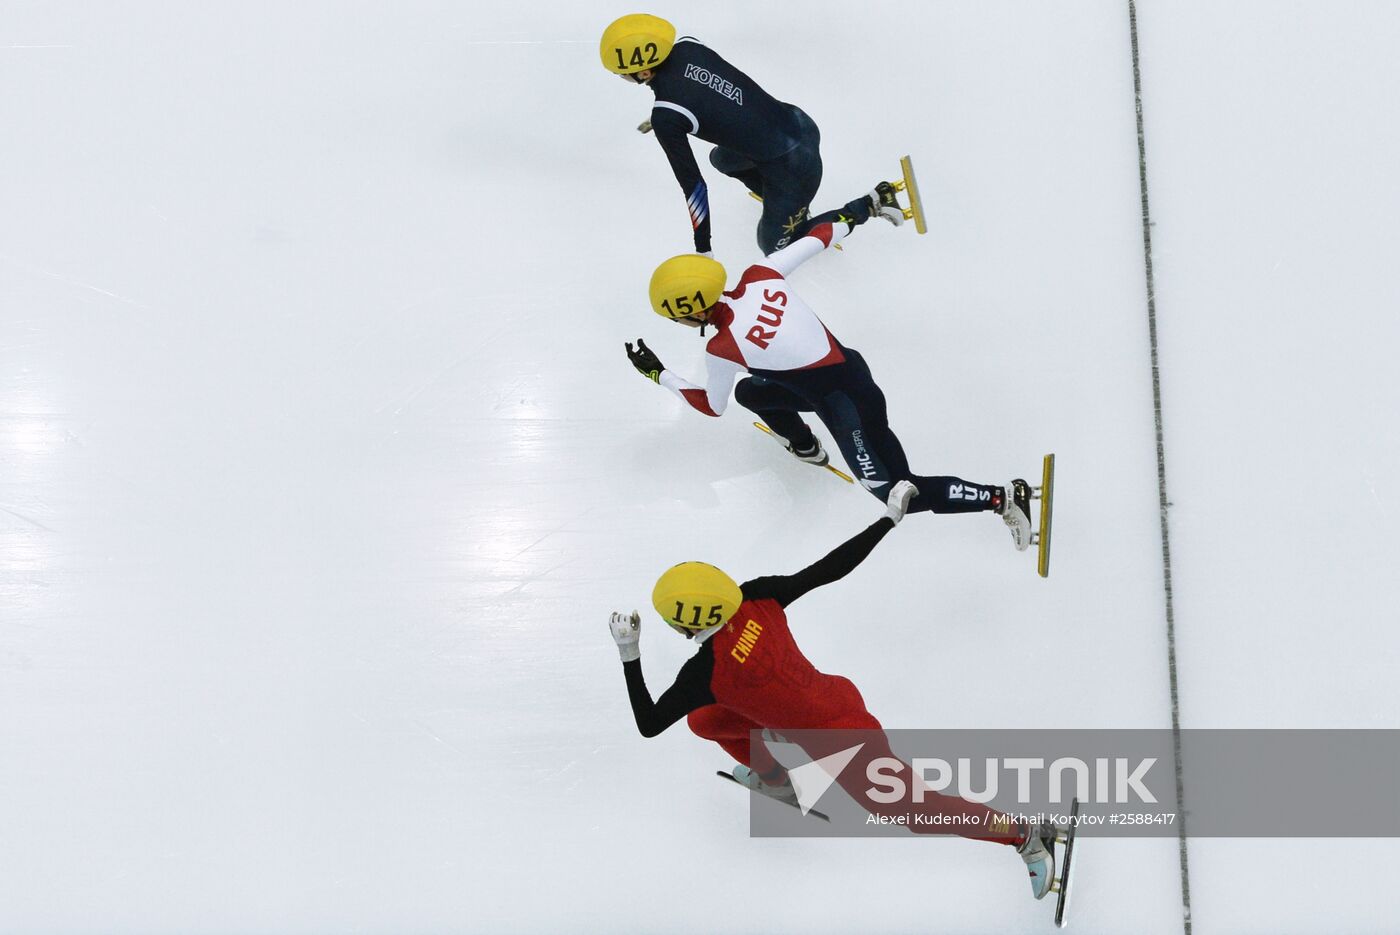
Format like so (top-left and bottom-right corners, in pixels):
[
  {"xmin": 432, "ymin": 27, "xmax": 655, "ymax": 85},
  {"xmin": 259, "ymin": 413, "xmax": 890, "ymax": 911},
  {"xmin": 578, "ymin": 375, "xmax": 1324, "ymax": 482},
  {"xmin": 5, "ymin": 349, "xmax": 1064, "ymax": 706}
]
[{"xmin": 620, "ymin": 518, "xmax": 1018, "ymax": 844}]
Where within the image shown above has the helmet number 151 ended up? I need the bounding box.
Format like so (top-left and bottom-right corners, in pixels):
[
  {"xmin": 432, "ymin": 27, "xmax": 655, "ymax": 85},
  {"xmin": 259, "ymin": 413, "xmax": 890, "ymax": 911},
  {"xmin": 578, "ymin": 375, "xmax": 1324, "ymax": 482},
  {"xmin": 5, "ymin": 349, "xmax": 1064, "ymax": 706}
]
[{"xmin": 661, "ymin": 292, "xmax": 705, "ymax": 318}]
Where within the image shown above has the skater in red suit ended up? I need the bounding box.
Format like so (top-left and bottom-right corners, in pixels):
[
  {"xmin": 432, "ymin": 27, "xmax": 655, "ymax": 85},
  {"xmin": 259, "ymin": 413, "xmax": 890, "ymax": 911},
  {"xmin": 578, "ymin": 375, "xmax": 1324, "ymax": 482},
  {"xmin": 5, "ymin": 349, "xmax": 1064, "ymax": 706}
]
[{"xmin": 608, "ymin": 481, "xmax": 1060, "ymax": 900}]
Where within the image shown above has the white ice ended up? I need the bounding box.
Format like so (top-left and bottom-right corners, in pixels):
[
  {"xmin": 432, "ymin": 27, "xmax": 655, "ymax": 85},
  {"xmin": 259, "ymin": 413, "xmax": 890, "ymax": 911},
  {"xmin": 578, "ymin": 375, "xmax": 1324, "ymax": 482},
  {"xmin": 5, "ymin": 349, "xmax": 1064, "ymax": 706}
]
[{"xmin": 2, "ymin": 2, "xmax": 1398, "ymax": 932}]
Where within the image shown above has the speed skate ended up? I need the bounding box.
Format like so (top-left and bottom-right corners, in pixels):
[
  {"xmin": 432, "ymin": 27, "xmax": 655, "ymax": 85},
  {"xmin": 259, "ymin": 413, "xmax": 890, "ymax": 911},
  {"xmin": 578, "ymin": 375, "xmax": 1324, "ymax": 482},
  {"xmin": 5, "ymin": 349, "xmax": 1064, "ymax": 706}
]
[
  {"xmin": 1003, "ymin": 455, "xmax": 1056, "ymax": 577},
  {"xmin": 716, "ymin": 768, "xmax": 831, "ymax": 823},
  {"xmin": 1035, "ymin": 453, "xmax": 1056, "ymax": 577},
  {"xmin": 1053, "ymin": 798, "xmax": 1080, "ymax": 927},
  {"xmin": 753, "ymin": 422, "xmax": 855, "ymax": 484},
  {"xmin": 894, "ymin": 155, "xmax": 927, "ymax": 234}
]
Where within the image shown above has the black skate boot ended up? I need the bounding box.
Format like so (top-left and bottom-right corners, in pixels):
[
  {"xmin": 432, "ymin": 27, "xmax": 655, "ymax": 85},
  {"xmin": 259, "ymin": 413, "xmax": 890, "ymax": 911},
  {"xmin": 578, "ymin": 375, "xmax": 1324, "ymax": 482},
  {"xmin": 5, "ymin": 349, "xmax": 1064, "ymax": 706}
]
[{"xmin": 867, "ymin": 181, "xmax": 906, "ymax": 226}]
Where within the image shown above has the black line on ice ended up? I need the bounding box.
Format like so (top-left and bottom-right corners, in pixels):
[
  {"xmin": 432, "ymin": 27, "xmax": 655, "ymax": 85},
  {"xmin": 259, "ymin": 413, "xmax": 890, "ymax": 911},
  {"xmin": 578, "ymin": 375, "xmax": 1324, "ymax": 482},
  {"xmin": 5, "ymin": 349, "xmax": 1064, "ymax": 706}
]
[{"xmin": 1128, "ymin": 3, "xmax": 1193, "ymax": 933}]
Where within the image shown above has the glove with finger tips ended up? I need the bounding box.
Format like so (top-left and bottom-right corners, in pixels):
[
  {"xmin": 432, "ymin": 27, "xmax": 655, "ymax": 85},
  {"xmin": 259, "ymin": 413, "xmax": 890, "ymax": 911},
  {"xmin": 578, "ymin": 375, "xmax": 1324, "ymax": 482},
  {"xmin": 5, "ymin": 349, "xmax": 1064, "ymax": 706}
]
[
  {"xmin": 609, "ymin": 610, "xmax": 642, "ymax": 662},
  {"xmin": 625, "ymin": 338, "xmax": 664, "ymax": 383}
]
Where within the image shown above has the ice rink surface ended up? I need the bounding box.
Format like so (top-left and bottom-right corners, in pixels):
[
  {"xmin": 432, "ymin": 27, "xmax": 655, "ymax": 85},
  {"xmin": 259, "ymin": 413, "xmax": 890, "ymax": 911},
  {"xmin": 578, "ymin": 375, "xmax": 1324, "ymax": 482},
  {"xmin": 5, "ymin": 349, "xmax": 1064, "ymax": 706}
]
[{"xmin": 3, "ymin": 1, "xmax": 1398, "ymax": 932}]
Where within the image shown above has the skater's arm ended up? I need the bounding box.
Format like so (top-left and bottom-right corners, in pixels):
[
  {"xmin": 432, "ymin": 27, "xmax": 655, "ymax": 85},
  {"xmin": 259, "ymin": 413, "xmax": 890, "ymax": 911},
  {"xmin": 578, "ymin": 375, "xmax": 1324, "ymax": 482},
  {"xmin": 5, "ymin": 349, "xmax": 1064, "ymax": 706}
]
[
  {"xmin": 627, "ymin": 339, "xmax": 741, "ymax": 417},
  {"xmin": 622, "ymin": 650, "xmax": 716, "ymax": 738},
  {"xmin": 765, "ymin": 222, "xmax": 852, "ymax": 276},
  {"xmin": 742, "ymin": 517, "xmax": 895, "ymax": 608},
  {"xmin": 651, "ymin": 108, "xmax": 713, "ymax": 255},
  {"xmin": 658, "ymin": 353, "xmax": 744, "ymax": 417}
]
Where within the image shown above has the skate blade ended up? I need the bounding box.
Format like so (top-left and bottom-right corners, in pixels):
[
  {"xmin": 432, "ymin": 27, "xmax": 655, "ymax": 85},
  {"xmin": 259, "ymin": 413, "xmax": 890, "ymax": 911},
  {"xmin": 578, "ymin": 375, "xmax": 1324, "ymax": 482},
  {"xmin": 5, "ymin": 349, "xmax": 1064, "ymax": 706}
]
[
  {"xmin": 1037, "ymin": 453, "xmax": 1055, "ymax": 578},
  {"xmin": 823, "ymin": 462, "xmax": 855, "ymax": 483},
  {"xmin": 1053, "ymin": 797, "xmax": 1079, "ymax": 927},
  {"xmin": 899, "ymin": 154, "xmax": 928, "ymax": 234}
]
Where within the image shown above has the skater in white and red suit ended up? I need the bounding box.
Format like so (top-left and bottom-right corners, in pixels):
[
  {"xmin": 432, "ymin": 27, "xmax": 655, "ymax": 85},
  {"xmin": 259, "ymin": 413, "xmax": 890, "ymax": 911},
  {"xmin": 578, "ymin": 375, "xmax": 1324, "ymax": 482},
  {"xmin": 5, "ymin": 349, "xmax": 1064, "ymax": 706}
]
[{"xmin": 625, "ymin": 215, "xmax": 1035, "ymax": 549}]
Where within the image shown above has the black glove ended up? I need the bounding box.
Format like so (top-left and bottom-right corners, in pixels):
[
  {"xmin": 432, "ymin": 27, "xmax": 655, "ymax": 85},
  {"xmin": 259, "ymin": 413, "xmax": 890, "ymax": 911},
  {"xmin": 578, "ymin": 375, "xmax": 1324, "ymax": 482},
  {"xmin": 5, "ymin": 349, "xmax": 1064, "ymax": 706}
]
[{"xmin": 626, "ymin": 338, "xmax": 664, "ymax": 383}]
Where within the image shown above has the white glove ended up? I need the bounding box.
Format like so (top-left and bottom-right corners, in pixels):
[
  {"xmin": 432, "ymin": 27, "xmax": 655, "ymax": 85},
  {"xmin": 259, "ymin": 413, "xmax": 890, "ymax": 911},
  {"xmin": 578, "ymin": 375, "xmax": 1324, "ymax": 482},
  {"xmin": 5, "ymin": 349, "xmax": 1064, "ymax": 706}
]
[
  {"xmin": 884, "ymin": 480, "xmax": 918, "ymax": 525},
  {"xmin": 609, "ymin": 610, "xmax": 642, "ymax": 663}
]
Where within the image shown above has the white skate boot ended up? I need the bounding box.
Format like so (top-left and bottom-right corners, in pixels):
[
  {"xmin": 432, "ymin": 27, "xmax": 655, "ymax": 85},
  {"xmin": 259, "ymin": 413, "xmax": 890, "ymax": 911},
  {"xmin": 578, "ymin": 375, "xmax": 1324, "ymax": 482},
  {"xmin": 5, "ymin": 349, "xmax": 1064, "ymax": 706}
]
[
  {"xmin": 732, "ymin": 765, "xmax": 801, "ymax": 808},
  {"xmin": 1017, "ymin": 820, "xmax": 1057, "ymax": 900},
  {"xmin": 996, "ymin": 479, "xmax": 1034, "ymax": 551},
  {"xmin": 785, "ymin": 435, "xmax": 830, "ymax": 467}
]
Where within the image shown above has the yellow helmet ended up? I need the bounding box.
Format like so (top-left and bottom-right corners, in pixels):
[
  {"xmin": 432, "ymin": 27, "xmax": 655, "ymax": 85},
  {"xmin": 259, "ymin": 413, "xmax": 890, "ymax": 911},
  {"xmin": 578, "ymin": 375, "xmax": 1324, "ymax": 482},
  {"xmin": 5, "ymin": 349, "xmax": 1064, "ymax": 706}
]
[
  {"xmin": 652, "ymin": 562, "xmax": 742, "ymax": 631},
  {"xmin": 649, "ymin": 254, "xmax": 726, "ymax": 320},
  {"xmin": 600, "ymin": 14, "xmax": 677, "ymax": 74}
]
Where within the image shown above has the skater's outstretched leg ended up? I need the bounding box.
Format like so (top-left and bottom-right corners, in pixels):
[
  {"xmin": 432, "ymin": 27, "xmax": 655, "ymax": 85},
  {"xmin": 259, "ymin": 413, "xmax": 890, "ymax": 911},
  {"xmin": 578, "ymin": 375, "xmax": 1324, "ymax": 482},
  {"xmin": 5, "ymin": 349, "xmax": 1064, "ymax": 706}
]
[
  {"xmin": 818, "ymin": 351, "xmax": 1005, "ymax": 515},
  {"xmin": 855, "ymin": 422, "xmax": 1006, "ymax": 515},
  {"xmin": 793, "ymin": 697, "xmax": 1022, "ymax": 847},
  {"xmin": 803, "ymin": 198, "xmax": 869, "ymax": 230},
  {"xmin": 863, "ymin": 417, "xmax": 1003, "ymax": 514},
  {"xmin": 800, "ymin": 182, "xmax": 907, "ymax": 233}
]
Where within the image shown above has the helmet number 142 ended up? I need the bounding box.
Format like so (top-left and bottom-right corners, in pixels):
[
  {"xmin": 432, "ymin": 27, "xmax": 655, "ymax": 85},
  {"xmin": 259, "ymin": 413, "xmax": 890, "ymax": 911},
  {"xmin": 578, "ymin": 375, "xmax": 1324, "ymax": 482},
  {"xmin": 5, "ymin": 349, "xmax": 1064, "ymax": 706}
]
[{"xmin": 614, "ymin": 43, "xmax": 661, "ymax": 71}]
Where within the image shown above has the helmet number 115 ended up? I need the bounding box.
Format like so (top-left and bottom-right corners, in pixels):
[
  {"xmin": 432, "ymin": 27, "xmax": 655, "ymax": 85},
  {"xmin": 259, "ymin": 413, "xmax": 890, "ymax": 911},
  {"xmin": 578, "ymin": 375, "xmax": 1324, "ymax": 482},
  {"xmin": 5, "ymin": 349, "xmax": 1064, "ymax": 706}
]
[{"xmin": 673, "ymin": 602, "xmax": 724, "ymax": 629}]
